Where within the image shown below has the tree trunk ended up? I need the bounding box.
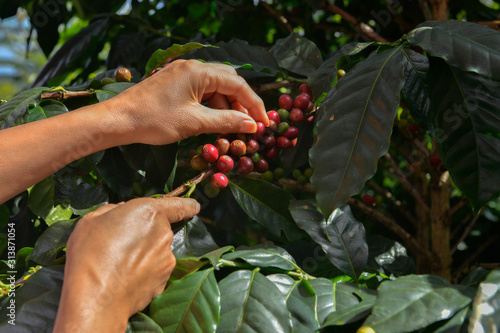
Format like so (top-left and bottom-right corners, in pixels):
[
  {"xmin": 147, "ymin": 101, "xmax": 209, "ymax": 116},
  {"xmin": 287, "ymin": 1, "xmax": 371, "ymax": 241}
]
[
  {"xmin": 415, "ymin": 174, "xmax": 430, "ymax": 274},
  {"xmin": 427, "ymin": 0, "xmax": 449, "ymax": 20}
]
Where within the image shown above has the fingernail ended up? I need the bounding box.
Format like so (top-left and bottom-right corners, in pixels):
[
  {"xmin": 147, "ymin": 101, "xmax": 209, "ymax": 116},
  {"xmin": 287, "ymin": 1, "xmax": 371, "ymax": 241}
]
[
  {"xmin": 195, "ymin": 202, "xmax": 201, "ymax": 213},
  {"xmin": 239, "ymin": 119, "xmax": 257, "ymax": 133}
]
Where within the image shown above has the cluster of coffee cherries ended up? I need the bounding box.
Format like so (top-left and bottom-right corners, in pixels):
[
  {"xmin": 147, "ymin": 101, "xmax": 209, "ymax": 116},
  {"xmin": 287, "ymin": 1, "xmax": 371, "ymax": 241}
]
[{"xmin": 190, "ymin": 83, "xmax": 315, "ymax": 191}]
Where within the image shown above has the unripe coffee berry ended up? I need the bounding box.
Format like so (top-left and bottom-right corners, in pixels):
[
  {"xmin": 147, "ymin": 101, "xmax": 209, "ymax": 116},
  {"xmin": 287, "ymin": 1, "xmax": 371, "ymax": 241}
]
[
  {"xmin": 304, "ymin": 168, "xmax": 313, "ymax": 179},
  {"xmin": 279, "ymin": 94, "xmax": 293, "ymax": 111},
  {"xmin": 251, "ymin": 152, "xmax": 261, "ymax": 163},
  {"xmin": 337, "ymin": 69, "xmax": 346, "ymax": 78},
  {"xmin": 277, "ymin": 122, "xmax": 289, "ymax": 134},
  {"xmin": 204, "ymin": 182, "xmax": 220, "ymax": 198},
  {"xmin": 289, "ymin": 108, "xmax": 304, "ymax": 124},
  {"xmin": 237, "ymin": 156, "xmax": 254, "ymax": 174},
  {"xmin": 277, "ymin": 108, "xmax": 290, "ymax": 122},
  {"xmin": 274, "ymin": 167, "xmax": 285, "ymax": 179},
  {"xmin": 217, "ymin": 155, "xmax": 234, "ymax": 173},
  {"xmin": 202, "ymin": 144, "xmax": 218, "ymax": 162},
  {"xmin": 114, "ymin": 67, "xmax": 132, "ymax": 82},
  {"xmin": 191, "ymin": 154, "xmax": 209, "ymax": 171},
  {"xmin": 283, "ymin": 126, "xmax": 299, "ymax": 140},
  {"xmin": 101, "ymin": 77, "xmax": 116, "ymax": 85},
  {"xmin": 267, "ymin": 110, "xmax": 281, "ymax": 125},
  {"xmin": 215, "ymin": 138, "xmax": 230, "ymax": 155},
  {"xmin": 211, "ymin": 172, "xmax": 229, "ymax": 189},
  {"xmin": 246, "ymin": 139, "xmax": 259, "ymax": 154},
  {"xmin": 261, "ymin": 170, "xmax": 274, "ymax": 182},
  {"xmin": 277, "ymin": 136, "xmax": 292, "ymax": 150},
  {"xmin": 251, "ymin": 122, "xmax": 266, "ymax": 139},
  {"xmin": 261, "ymin": 134, "xmax": 276, "ymax": 148},
  {"xmin": 292, "ymin": 169, "xmax": 302, "ymax": 179},
  {"xmin": 264, "ymin": 146, "xmax": 278, "ymax": 160},
  {"xmin": 230, "ymin": 140, "xmax": 246, "ymax": 156},
  {"xmin": 294, "ymin": 93, "xmax": 310, "ymax": 110},
  {"xmin": 255, "ymin": 158, "xmax": 269, "ymax": 173}
]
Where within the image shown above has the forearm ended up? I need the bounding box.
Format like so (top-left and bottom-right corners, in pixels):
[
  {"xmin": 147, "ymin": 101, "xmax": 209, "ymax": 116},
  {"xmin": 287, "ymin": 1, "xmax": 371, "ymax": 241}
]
[{"xmin": 0, "ymin": 101, "xmax": 131, "ymax": 204}]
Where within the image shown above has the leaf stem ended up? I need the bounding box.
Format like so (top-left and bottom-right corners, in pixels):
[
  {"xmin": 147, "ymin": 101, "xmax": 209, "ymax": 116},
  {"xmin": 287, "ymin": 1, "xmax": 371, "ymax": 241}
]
[{"xmin": 162, "ymin": 168, "xmax": 215, "ymax": 198}]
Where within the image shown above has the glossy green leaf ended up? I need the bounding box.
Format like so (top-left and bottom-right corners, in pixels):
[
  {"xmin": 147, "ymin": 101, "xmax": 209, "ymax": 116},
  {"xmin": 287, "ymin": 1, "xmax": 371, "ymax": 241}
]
[
  {"xmin": 229, "ymin": 177, "xmax": 303, "ymax": 241},
  {"xmin": 96, "ymin": 147, "xmax": 136, "ymax": 199},
  {"xmin": 170, "ymin": 246, "xmax": 234, "ymax": 281},
  {"xmin": 0, "ymin": 87, "xmax": 47, "ymax": 129},
  {"xmin": 308, "ymin": 278, "xmax": 335, "ymax": 324},
  {"xmin": 363, "ymin": 275, "xmax": 474, "ymax": 332},
  {"xmin": 270, "ymin": 32, "xmax": 323, "ymax": 76},
  {"xmin": 30, "ymin": 219, "xmax": 77, "ymax": 265},
  {"xmin": 146, "ymin": 42, "xmax": 210, "ymax": 75},
  {"xmin": 407, "ymin": 21, "xmax": 500, "ymax": 80},
  {"xmin": 126, "ymin": 313, "xmax": 163, "ymax": 333},
  {"xmin": 28, "ymin": 176, "xmax": 55, "ymax": 219},
  {"xmin": 27, "ymin": 99, "xmax": 68, "ymax": 122},
  {"xmin": 428, "ymin": 61, "xmax": 500, "ymax": 210},
  {"xmin": 45, "ymin": 204, "xmax": 74, "ymax": 227},
  {"xmin": 172, "ymin": 216, "xmax": 220, "ymax": 260},
  {"xmin": 150, "ymin": 268, "xmax": 220, "ymax": 333},
  {"xmin": 267, "ymin": 273, "xmax": 297, "ymax": 295},
  {"xmin": 468, "ymin": 269, "xmax": 500, "ymax": 333},
  {"xmin": 95, "ymin": 82, "xmax": 135, "ymax": 102},
  {"xmin": 55, "ymin": 181, "xmax": 108, "ymax": 214},
  {"xmin": 222, "ymin": 242, "xmax": 296, "ymax": 271},
  {"xmin": 217, "ymin": 269, "xmax": 291, "ymax": 333},
  {"xmin": 289, "ymin": 200, "xmax": 368, "ymax": 281},
  {"xmin": 434, "ymin": 306, "xmax": 470, "ymax": 333},
  {"xmin": 367, "ymin": 235, "xmax": 415, "ymax": 276},
  {"xmin": 310, "ymin": 46, "xmax": 405, "ymax": 217},
  {"xmin": 286, "ymin": 280, "xmax": 319, "ymax": 333}
]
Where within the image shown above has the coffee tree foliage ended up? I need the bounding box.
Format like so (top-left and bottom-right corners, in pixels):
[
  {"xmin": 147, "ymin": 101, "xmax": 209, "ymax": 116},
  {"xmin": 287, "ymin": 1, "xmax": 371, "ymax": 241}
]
[{"xmin": 1, "ymin": 1, "xmax": 500, "ymax": 332}]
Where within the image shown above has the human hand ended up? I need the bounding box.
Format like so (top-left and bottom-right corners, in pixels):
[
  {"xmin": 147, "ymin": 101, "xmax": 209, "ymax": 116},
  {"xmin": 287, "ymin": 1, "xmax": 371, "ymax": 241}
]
[
  {"xmin": 104, "ymin": 59, "xmax": 269, "ymax": 146},
  {"xmin": 53, "ymin": 197, "xmax": 200, "ymax": 332}
]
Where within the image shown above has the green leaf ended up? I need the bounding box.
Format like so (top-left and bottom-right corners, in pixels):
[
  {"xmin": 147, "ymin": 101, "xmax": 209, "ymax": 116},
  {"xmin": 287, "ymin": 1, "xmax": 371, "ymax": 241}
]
[
  {"xmin": 286, "ymin": 280, "xmax": 320, "ymax": 333},
  {"xmin": 145, "ymin": 42, "xmax": 210, "ymax": 75},
  {"xmin": 0, "ymin": 87, "xmax": 47, "ymax": 129},
  {"xmin": 96, "ymin": 147, "xmax": 136, "ymax": 199},
  {"xmin": 150, "ymin": 268, "xmax": 220, "ymax": 333},
  {"xmin": 126, "ymin": 313, "xmax": 163, "ymax": 333},
  {"xmin": 468, "ymin": 269, "xmax": 500, "ymax": 333},
  {"xmin": 222, "ymin": 242, "xmax": 297, "ymax": 271},
  {"xmin": 407, "ymin": 21, "xmax": 500, "ymax": 80},
  {"xmin": 310, "ymin": 46, "xmax": 405, "ymax": 217},
  {"xmin": 363, "ymin": 275, "xmax": 474, "ymax": 333},
  {"xmin": 55, "ymin": 181, "xmax": 108, "ymax": 214},
  {"xmin": 308, "ymin": 278, "xmax": 335, "ymax": 324},
  {"xmin": 44, "ymin": 204, "xmax": 74, "ymax": 227},
  {"xmin": 95, "ymin": 82, "xmax": 135, "ymax": 102},
  {"xmin": 434, "ymin": 306, "xmax": 470, "ymax": 333},
  {"xmin": 289, "ymin": 200, "xmax": 368, "ymax": 281},
  {"xmin": 28, "ymin": 176, "xmax": 55, "ymax": 219},
  {"xmin": 428, "ymin": 60, "xmax": 500, "ymax": 210},
  {"xmin": 270, "ymin": 32, "xmax": 323, "ymax": 76},
  {"xmin": 367, "ymin": 235, "xmax": 415, "ymax": 276},
  {"xmin": 27, "ymin": 99, "xmax": 68, "ymax": 122},
  {"xmin": 172, "ymin": 216, "xmax": 220, "ymax": 260},
  {"xmin": 229, "ymin": 177, "xmax": 303, "ymax": 241},
  {"xmin": 217, "ymin": 269, "xmax": 291, "ymax": 332},
  {"xmin": 30, "ymin": 219, "xmax": 77, "ymax": 265}
]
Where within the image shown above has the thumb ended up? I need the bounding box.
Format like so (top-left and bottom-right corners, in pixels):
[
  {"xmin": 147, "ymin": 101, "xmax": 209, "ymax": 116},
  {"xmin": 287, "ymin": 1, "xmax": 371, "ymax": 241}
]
[
  {"xmin": 199, "ymin": 107, "xmax": 258, "ymax": 134},
  {"xmin": 156, "ymin": 197, "xmax": 201, "ymax": 223}
]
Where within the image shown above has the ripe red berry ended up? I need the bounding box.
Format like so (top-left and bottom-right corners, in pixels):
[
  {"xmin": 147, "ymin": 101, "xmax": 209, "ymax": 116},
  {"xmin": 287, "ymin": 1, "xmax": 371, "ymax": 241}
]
[
  {"xmin": 261, "ymin": 134, "xmax": 276, "ymax": 148},
  {"xmin": 267, "ymin": 120, "xmax": 277, "ymax": 132},
  {"xmin": 190, "ymin": 154, "xmax": 209, "ymax": 171},
  {"xmin": 408, "ymin": 124, "xmax": 419, "ymax": 132},
  {"xmin": 279, "ymin": 94, "xmax": 293, "ymax": 111},
  {"xmin": 264, "ymin": 146, "xmax": 279, "ymax": 160},
  {"xmin": 202, "ymin": 144, "xmax": 219, "ymax": 162},
  {"xmin": 246, "ymin": 139, "xmax": 260, "ymax": 154},
  {"xmin": 214, "ymin": 138, "xmax": 230, "ymax": 155},
  {"xmin": 363, "ymin": 194, "xmax": 375, "ymax": 206},
  {"xmin": 306, "ymin": 101, "xmax": 314, "ymax": 113},
  {"xmin": 114, "ymin": 67, "xmax": 132, "ymax": 82},
  {"xmin": 230, "ymin": 140, "xmax": 247, "ymax": 156},
  {"xmin": 211, "ymin": 172, "xmax": 229, "ymax": 189},
  {"xmin": 251, "ymin": 121, "xmax": 266, "ymax": 139},
  {"xmin": 283, "ymin": 126, "xmax": 299, "ymax": 140},
  {"xmin": 237, "ymin": 156, "xmax": 254, "ymax": 174},
  {"xmin": 289, "ymin": 108, "xmax": 304, "ymax": 124},
  {"xmin": 267, "ymin": 110, "xmax": 281, "ymax": 125},
  {"xmin": 217, "ymin": 155, "xmax": 234, "ymax": 173},
  {"xmin": 299, "ymin": 83, "xmax": 312, "ymax": 96},
  {"xmin": 277, "ymin": 136, "xmax": 292, "ymax": 150},
  {"xmin": 294, "ymin": 93, "xmax": 310, "ymax": 110},
  {"xmin": 430, "ymin": 154, "xmax": 442, "ymax": 167},
  {"xmin": 255, "ymin": 158, "xmax": 269, "ymax": 173}
]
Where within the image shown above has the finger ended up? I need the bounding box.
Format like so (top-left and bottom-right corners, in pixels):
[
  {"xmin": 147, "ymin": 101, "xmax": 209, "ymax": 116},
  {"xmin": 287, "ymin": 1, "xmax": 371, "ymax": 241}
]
[
  {"xmin": 155, "ymin": 197, "xmax": 201, "ymax": 223},
  {"xmin": 85, "ymin": 202, "xmax": 121, "ymax": 218},
  {"xmin": 205, "ymin": 92, "xmax": 231, "ymax": 110},
  {"xmin": 196, "ymin": 106, "xmax": 258, "ymax": 134}
]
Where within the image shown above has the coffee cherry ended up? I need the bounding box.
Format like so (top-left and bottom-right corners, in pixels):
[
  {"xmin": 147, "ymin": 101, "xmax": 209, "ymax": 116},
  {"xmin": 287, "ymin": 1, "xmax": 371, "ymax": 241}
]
[
  {"xmin": 267, "ymin": 120, "xmax": 278, "ymax": 132},
  {"xmin": 430, "ymin": 154, "xmax": 442, "ymax": 167},
  {"xmin": 101, "ymin": 77, "xmax": 116, "ymax": 85},
  {"xmin": 211, "ymin": 172, "xmax": 229, "ymax": 189},
  {"xmin": 237, "ymin": 156, "xmax": 254, "ymax": 174},
  {"xmin": 279, "ymin": 94, "xmax": 293, "ymax": 111},
  {"xmin": 191, "ymin": 154, "xmax": 209, "ymax": 171},
  {"xmin": 246, "ymin": 139, "xmax": 259, "ymax": 154},
  {"xmin": 408, "ymin": 124, "xmax": 419, "ymax": 132},
  {"xmin": 202, "ymin": 144, "xmax": 219, "ymax": 162},
  {"xmin": 264, "ymin": 146, "xmax": 278, "ymax": 160},
  {"xmin": 283, "ymin": 126, "xmax": 299, "ymax": 140},
  {"xmin": 277, "ymin": 136, "xmax": 292, "ymax": 150},
  {"xmin": 277, "ymin": 108, "xmax": 290, "ymax": 122},
  {"xmin": 267, "ymin": 110, "xmax": 281, "ymax": 125},
  {"xmin": 204, "ymin": 182, "xmax": 220, "ymax": 198},
  {"xmin": 274, "ymin": 167, "xmax": 285, "ymax": 179},
  {"xmin": 306, "ymin": 101, "xmax": 314, "ymax": 113},
  {"xmin": 356, "ymin": 326, "xmax": 375, "ymax": 333},
  {"xmin": 114, "ymin": 67, "xmax": 132, "ymax": 82},
  {"xmin": 363, "ymin": 194, "xmax": 375, "ymax": 206},
  {"xmin": 230, "ymin": 140, "xmax": 246, "ymax": 156},
  {"xmin": 217, "ymin": 155, "xmax": 234, "ymax": 173},
  {"xmin": 255, "ymin": 158, "xmax": 269, "ymax": 173},
  {"xmin": 277, "ymin": 122, "xmax": 289, "ymax": 134},
  {"xmin": 297, "ymin": 175, "xmax": 307, "ymax": 184},
  {"xmin": 337, "ymin": 69, "xmax": 346, "ymax": 78},
  {"xmin": 292, "ymin": 169, "xmax": 302, "ymax": 179},
  {"xmin": 214, "ymin": 138, "xmax": 230, "ymax": 155},
  {"xmin": 289, "ymin": 108, "xmax": 304, "ymax": 124},
  {"xmin": 251, "ymin": 152, "xmax": 262, "ymax": 163},
  {"xmin": 299, "ymin": 83, "xmax": 312, "ymax": 96},
  {"xmin": 304, "ymin": 168, "xmax": 313, "ymax": 179},
  {"xmin": 261, "ymin": 134, "xmax": 276, "ymax": 148},
  {"xmin": 294, "ymin": 93, "xmax": 310, "ymax": 110},
  {"xmin": 251, "ymin": 122, "xmax": 266, "ymax": 139},
  {"xmin": 261, "ymin": 170, "xmax": 274, "ymax": 182}
]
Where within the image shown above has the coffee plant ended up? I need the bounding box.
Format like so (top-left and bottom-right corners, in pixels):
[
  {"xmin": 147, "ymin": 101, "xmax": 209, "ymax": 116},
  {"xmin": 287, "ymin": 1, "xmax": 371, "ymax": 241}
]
[{"xmin": 1, "ymin": 1, "xmax": 500, "ymax": 332}]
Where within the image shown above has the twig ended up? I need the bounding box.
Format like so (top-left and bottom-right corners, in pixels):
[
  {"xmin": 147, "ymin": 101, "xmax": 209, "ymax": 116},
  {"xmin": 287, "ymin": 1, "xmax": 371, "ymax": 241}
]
[
  {"xmin": 161, "ymin": 169, "xmax": 215, "ymax": 198},
  {"xmin": 451, "ymin": 212, "xmax": 473, "ymax": 239},
  {"xmin": 251, "ymin": 80, "xmax": 296, "ymax": 94},
  {"xmin": 278, "ymin": 178, "xmax": 316, "ymax": 192},
  {"xmin": 322, "ymin": 3, "xmax": 388, "ymax": 43},
  {"xmin": 475, "ymin": 20, "xmax": 500, "ymax": 30},
  {"xmin": 260, "ymin": 1, "xmax": 293, "ymax": 33},
  {"xmin": 41, "ymin": 90, "xmax": 95, "ymax": 101},
  {"xmin": 448, "ymin": 198, "xmax": 470, "ymax": 218},
  {"xmin": 450, "ymin": 207, "xmax": 485, "ymax": 255}
]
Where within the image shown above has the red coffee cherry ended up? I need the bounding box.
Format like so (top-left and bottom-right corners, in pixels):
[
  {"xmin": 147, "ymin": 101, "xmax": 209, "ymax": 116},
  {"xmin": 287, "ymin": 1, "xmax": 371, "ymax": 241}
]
[
  {"xmin": 277, "ymin": 136, "xmax": 292, "ymax": 150},
  {"xmin": 264, "ymin": 146, "xmax": 279, "ymax": 160},
  {"xmin": 255, "ymin": 158, "xmax": 269, "ymax": 173},
  {"xmin": 363, "ymin": 194, "xmax": 375, "ymax": 206},
  {"xmin": 267, "ymin": 120, "xmax": 277, "ymax": 132},
  {"xmin": 294, "ymin": 93, "xmax": 310, "ymax": 110},
  {"xmin": 251, "ymin": 121, "xmax": 266, "ymax": 139},
  {"xmin": 408, "ymin": 124, "xmax": 419, "ymax": 132},
  {"xmin": 267, "ymin": 110, "xmax": 281, "ymax": 125},
  {"xmin": 246, "ymin": 139, "xmax": 260, "ymax": 154},
  {"xmin": 211, "ymin": 172, "xmax": 229, "ymax": 189},
  {"xmin": 217, "ymin": 155, "xmax": 234, "ymax": 173},
  {"xmin": 230, "ymin": 140, "xmax": 247, "ymax": 156},
  {"xmin": 289, "ymin": 108, "xmax": 304, "ymax": 124},
  {"xmin": 237, "ymin": 156, "xmax": 254, "ymax": 174},
  {"xmin": 190, "ymin": 154, "xmax": 209, "ymax": 171},
  {"xmin": 214, "ymin": 138, "xmax": 230, "ymax": 155},
  {"xmin": 299, "ymin": 83, "xmax": 312, "ymax": 96},
  {"xmin": 283, "ymin": 126, "xmax": 299, "ymax": 140},
  {"xmin": 261, "ymin": 134, "xmax": 276, "ymax": 148},
  {"xmin": 279, "ymin": 94, "xmax": 293, "ymax": 111},
  {"xmin": 430, "ymin": 154, "xmax": 442, "ymax": 167},
  {"xmin": 202, "ymin": 144, "xmax": 219, "ymax": 162},
  {"xmin": 114, "ymin": 67, "xmax": 132, "ymax": 82}
]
